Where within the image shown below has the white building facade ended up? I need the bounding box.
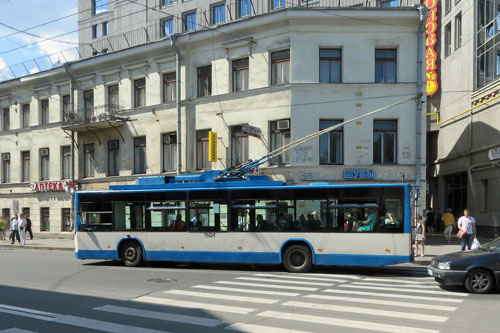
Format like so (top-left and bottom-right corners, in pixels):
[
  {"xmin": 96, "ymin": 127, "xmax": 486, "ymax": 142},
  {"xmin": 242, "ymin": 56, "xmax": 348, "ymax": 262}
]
[{"xmin": 0, "ymin": 7, "xmax": 426, "ymax": 234}]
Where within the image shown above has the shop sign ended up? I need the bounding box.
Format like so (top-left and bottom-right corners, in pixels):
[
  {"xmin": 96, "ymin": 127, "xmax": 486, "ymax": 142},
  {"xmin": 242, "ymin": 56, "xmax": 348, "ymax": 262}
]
[
  {"xmin": 29, "ymin": 181, "xmax": 78, "ymax": 193},
  {"xmin": 425, "ymin": 0, "xmax": 439, "ymax": 96},
  {"xmin": 488, "ymin": 147, "xmax": 500, "ymax": 161},
  {"xmin": 241, "ymin": 124, "xmax": 262, "ymax": 137},
  {"xmin": 344, "ymin": 169, "xmax": 375, "ymax": 179}
]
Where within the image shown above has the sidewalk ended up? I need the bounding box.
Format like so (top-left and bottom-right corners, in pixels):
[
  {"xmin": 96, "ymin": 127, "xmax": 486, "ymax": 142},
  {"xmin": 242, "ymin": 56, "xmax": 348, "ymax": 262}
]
[{"xmin": 0, "ymin": 233, "xmax": 494, "ymax": 266}]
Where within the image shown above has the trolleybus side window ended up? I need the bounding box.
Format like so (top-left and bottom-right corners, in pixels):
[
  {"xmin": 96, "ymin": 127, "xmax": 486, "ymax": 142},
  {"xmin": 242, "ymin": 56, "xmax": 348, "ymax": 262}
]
[
  {"xmin": 147, "ymin": 201, "xmax": 186, "ymax": 231},
  {"xmin": 189, "ymin": 200, "xmax": 228, "ymax": 232},
  {"xmin": 231, "ymin": 200, "xmax": 278, "ymax": 231},
  {"xmin": 113, "ymin": 202, "xmax": 146, "ymax": 231},
  {"xmin": 79, "ymin": 202, "xmax": 112, "ymax": 231}
]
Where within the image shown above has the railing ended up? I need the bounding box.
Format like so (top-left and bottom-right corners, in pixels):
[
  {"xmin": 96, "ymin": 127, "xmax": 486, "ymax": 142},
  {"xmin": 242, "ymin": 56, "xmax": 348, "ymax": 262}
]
[
  {"xmin": 62, "ymin": 104, "xmax": 125, "ymax": 126},
  {"xmin": 0, "ymin": 0, "xmax": 421, "ymax": 83}
]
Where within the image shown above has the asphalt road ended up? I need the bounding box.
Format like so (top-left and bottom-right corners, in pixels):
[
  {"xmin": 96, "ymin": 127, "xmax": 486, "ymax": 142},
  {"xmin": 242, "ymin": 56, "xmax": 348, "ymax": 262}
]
[{"xmin": 0, "ymin": 248, "xmax": 499, "ymax": 333}]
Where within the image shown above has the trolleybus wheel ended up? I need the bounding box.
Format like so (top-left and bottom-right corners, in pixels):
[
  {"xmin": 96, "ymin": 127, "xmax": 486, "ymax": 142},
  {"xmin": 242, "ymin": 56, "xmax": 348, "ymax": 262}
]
[
  {"xmin": 283, "ymin": 244, "xmax": 312, "ymax": 273},
  {"xmin": 120, "ymin": 241, "xmax": 143, "ymax": 267}
]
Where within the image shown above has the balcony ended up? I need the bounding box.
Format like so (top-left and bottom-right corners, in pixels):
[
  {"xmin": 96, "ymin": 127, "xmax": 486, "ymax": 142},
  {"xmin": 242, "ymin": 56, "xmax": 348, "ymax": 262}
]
[{"xmin": 61, "ymin": 104, "xmax": 129, "ymax": 132}]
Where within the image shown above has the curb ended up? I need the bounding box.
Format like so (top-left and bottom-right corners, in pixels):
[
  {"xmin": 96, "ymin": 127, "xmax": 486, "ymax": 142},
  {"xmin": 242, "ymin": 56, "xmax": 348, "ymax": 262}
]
[{"xmin": 0, "ymin": 245, "xmax": 74, "ymax": 251}]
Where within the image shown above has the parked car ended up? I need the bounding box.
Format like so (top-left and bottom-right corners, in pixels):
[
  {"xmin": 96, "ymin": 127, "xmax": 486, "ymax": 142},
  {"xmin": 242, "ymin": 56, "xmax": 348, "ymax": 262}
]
[{"xmin": 427, "ymin": 237, "xmax": 500, "ymax": 294}]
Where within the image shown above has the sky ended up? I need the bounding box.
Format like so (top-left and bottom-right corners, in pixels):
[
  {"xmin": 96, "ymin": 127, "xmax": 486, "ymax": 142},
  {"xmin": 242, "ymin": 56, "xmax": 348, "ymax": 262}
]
[{"xmin": 0, "ymin": 0, "xmax": 78, "ymax": 75}]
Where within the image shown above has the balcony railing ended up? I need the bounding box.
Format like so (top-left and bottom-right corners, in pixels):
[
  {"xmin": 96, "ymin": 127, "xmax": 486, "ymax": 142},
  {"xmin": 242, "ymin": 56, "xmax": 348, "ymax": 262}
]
[
  {"xmin": 62, "ymin": 104, "xmax": 125, "ymax": 127},
  {"xmin": 0, "ymin": 0, "xmax": 421, "ymax": 83}
]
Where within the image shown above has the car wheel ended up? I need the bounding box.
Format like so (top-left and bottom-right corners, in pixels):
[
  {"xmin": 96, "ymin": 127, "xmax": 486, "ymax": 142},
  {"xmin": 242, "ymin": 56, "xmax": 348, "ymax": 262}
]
[
  {"xmin": 120, "ymin": 241, "xmax": 143, "ymax": 267},
  {"xmin": 283, "ymin": 245, "xmax": 312, "ymax": 273},
  {"xmin": 465, "ymin": 268, "xmax": 494, "ymax": 294}
]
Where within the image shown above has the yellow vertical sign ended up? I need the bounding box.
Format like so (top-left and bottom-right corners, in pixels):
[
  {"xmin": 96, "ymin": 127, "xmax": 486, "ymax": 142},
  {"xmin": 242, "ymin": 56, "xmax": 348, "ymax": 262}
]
[{"xmin": 208, "ymin": 131, "xmax": 217, "ymax": 162}]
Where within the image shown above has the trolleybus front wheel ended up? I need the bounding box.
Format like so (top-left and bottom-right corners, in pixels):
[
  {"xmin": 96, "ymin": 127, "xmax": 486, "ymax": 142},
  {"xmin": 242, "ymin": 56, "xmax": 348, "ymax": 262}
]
[
  {"xmin": 283, "ymin": 244, "xmax": 312, "ymax": 273},
  {"xmin": 120, "ymin": 241, "xmax": 143, "ymax": 267}
]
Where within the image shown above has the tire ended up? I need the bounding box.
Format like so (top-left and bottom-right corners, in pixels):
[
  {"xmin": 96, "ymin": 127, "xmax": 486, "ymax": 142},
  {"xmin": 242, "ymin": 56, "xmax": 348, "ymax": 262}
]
[
  {"xmin": 283, "ymin": 245, "xmax": 312, "ymax": 273},
  {"xmin": 465, "ymin": 268, "xmax": 494, "ymax": 294},
  {"xmin": 120, "ymin": 241, "xmax": 143, "ymax": 267}
]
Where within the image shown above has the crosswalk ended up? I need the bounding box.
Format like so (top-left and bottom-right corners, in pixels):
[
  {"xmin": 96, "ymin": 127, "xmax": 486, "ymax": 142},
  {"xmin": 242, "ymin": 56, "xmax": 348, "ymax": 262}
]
[{"xmin": 1, "ymin": 271, "xmax": 468, "ymax": 333}]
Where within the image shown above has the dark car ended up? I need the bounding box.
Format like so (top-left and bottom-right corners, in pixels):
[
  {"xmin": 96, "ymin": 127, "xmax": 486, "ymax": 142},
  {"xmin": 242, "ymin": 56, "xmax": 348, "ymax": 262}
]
[{"xmin": 427, "ymin": 237, "xmax": 500, "ymax": 294}]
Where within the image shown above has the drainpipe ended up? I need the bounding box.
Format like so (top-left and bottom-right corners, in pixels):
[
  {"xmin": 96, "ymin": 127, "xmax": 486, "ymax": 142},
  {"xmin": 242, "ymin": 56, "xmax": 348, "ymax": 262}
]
[
  {"xmin": 63, "ymin": 63, "xmax": 76, "ymax": 230},
  {"xmin": 171, "ymin": 35, "xmax": 182, "ymax": 174},
  {"xmin": 415, "ymin": 5, "xmax": 427, "ymax": 222}
]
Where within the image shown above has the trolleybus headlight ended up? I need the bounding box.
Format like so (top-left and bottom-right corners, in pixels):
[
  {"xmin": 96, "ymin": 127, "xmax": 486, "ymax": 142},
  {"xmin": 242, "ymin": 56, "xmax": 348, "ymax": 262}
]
[{"xmin": 437, "ymin": 262, "xmax": 450, "ymax": 270}]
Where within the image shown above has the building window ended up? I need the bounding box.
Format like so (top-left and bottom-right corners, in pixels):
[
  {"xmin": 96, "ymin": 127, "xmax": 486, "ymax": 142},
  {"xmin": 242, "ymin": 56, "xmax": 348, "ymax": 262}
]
[
  {"xmin": 271, "ymin": 0, "xmax": 285, "ymax": 10},
  {"xmin": 40, "ymin": 208, "xmax": 50, "ymax": 232},
  {"xmin": 163, "ymin": 72, "xmax": 176, "ymax": 103},
  {"xmin": 163, "ymin": 133, "xmax": 177, "ymax": 172},
  {"xmin": 1, "ymin": 153, "xmax": 10, "ymax": 183},
  {"xmin": 319, "ymin": 120, "xmax": 343, "ymax": 165},
  {"xmin": 84, "ymin": 143, "xmax": 95, "ymax": 178},
  {"xmin": 238, "ymin": 0, "xmax": 252, "ymax": 18},
  {"xmin": 197, "ymin": 65, "xmax": 212, "ymax": 97},
  {"xmin": 134, "ymin": 78, "xmax": 146, "ymax": 108},
  {"xmin": 162, "ymin": 0, "xmax": 174, "ymax": 4},
  {"xmin": 108, "ymin": 140, "xmax": 119, "ymax": 176},
  {"xmin": 445, "ymin": 23, "xmax": 452, "ymax": 57},
  {"xmin": 22, "ymin": 103, "xmax": 30, "ymax": 128},
  {"xmin": 319, "ymin": 49, "xmax": 342, "ymax": 83},
  {"xmin": 2, "ymin": 108, "xmax": 9, "ymax": 131},
  {"xmin": 102, "ymin": 21, "xmax": 108, "ymax": 36},
  {"xmin": 40, "ymin": 148, "xmax": 50, "ymax": 180},
  {"xmin": 22, "ymin": 151, "xmax": 30, "ymax": 182},
  {"xmin": 375, "ymin": 49, "xmax": 397, "ymax": 83},
  {"xmin": 379, "ymin": 0, "xmax": 399, "ymax": 7},
  {"xmin": 183, "ymin": 11, "xmax": 196, "ymax": 32},
  {"xmin": 84, "ymin": 89, "xmax": 94, "ymax": 114},
  {"xmin": 61, "ymin": 146, "xmax": 71, "ymax": 180},
  {"xmin": 40, "ymin": 99, "xmax": 49, "ymax": 125},
  {"xmin": 445, "ymin": 0, "xmax": 451, "ymax": 14},
  {"xmin": 231, "ymin": 125, "xmax": 248, "ymax": 168},
  {"xmin": 62, "ymin": 95, "xmax": 70, "ymax": 114},
  {"xmin": 62, "ymin": 208, "xmax": 72, "ymax": 232},
  {"xmin": 93, "ymin": 0, "xmax": 108, "ymax": 15},
  {"xmin": 270, "ymin": 119, "xmax": 290, "ymax": 165},
  {"xmin": 107, "ymin": 84, "xmax": 119, "ymax": 112},
  {"xmin": 196, "ymin": 130, "xmax": 210, "ymax": 170},
  {"xmin": 232, "ymin": 58, "xmax": 249, "ymax": 92},
  {"xmin": 373, "ymin": 120, "xmax": 397, "ymax": 164},
  {"xmin": 92, "ymin": 24, "xmax": 98, "ymax": 39},
  {"xmin": 134, "ymin": 137, "xmax": 146, "ymax": 174},
  {"xmin": 271, "ymin": 49, "xmax": 290, "ymax": 85},
  {"xmin": 454, "ymin": 13, "xmax": 462, "ymax": 49},
  {"xmin": 212, "ymin": 3, "xmax": 225, "ymax": 24},
  {"xmin": 2, "ymin": 209, "xmax": 10, "ymax": 222},
  {"xmin": 162, "ymin": 18, "xmax": 174, "ymax": 37}
]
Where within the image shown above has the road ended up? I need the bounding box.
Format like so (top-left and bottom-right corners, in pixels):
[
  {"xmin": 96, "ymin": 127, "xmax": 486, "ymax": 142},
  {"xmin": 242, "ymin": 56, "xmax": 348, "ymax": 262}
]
[{"xmin": 0, "ymin": 248, "xmax": 498, "ymax": 333}]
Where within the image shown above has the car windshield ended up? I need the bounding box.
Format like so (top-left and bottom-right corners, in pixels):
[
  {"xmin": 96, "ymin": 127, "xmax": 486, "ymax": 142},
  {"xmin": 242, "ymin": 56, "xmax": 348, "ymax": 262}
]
[{"xmin": 480, "ymin": 237, "xmax": 500, "ymax": 253}]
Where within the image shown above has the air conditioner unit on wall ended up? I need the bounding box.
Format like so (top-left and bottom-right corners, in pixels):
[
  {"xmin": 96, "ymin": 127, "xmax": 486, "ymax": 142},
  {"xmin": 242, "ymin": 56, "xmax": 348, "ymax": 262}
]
[
  {"xmin": 277, "ymin": 120, "xmax": 290, "ymax": 130},
  {"xmin": 2, "ymin": 154, "xmax": 10, "ymax": 161},
  {"xmin": 40, "ymin": 148, "xmax": 49, "ymax": 157}
]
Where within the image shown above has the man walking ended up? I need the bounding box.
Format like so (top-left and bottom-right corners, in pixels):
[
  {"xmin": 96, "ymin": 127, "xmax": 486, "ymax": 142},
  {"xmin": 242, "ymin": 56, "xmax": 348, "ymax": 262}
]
[
  {"xmin": 18, "ymin": 213, "xmax": 27, "ymax": 246},
  {"xmin": 10, "ymin": 214, "xmax": 20, "ymax": 245},
  {"xmin": 457, "ymin": 209, "xmax": 476, "ymax": 251},
  {"xmin": 442, "ymin": 208, "xmax": 455, "ymax": 244},
  {"xmin": 25, "ymin": 214, "xmax": 33, "ymax": 240}
]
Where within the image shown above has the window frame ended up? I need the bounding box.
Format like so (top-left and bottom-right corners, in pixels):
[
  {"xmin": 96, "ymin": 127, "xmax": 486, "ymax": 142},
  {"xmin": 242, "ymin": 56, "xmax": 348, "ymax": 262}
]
[
  {"xmin": 134, "ymin": 136, "xmax": 147, "ymax": 174},
  {"xmin": 269, "ymin": 119, "xmax": 291, "ymax": 165},
  {"xmin": 93, "ymin": 0, "xmax": 109, "ymax": 15},
  {"xmin": 319, "ymin": 48, "xmax": 342, "ymax": 83},
  {"xmin": 232, "ymin": 58, "xmax": 249, "ymax": 92},
  {"xmin": 40, "ymin": 99, "xmax": 49, "ymax": 125},
  {"xmin": 183, "ymin": 11, "xmax": 197, "ymax": 32},
  {"xmin": 454, "ymin": 13, "xmax": 462, "ymax": 50},
  {"xmin": 271, "ymin": 0, "xmax": 285, "ymax": 10},
  {"xmin": 162, "ymin": 132, "xmax": 177, "ymax": 172},
  {"xmin": 237, "ymin": 0, "xmax": 252, "ymax": 18},
  {"xmin": 40, "ymin": 148, "xmax": 50, "ymax": 181},
  {"xmin": 22, "ymin": 150, "xmax": 30, "ymax": 182},
  {"xmin": 373, "ymin": 119, "xmax": 398, "ymax": 165},
  {"xmin": 271, "ymin": 49, "xmax": 290, "ymax": 86},
  {"xmin": 134, "ymin": 78, "xmax": 146, "ymax": 108},
  {"xmin": 102, "ymin": 21, "xmax": 108, "ymax": 36},
  {"xmin": 2, "ymin": 108, "xmax": 9, "ymax": 131},
  {"xmin": 163, "ymin": 72, "xmax": 176, "ymax": 103},
  {"xmin": 444, "ymin": 22, "xmax": 452, "ymax": 58},
  {"xmin": 84, "ymin": 143, "xmax": 95, "ymax": 178},
  {"xmin": 22, "ymin": 103, "xmax": 30, "ymax": 128},
  {"xmin": 230, "ymin": 125, "xmax": 249, "ymax": 168},
  {"xmin": 319, "ymin": 119, "xmax": 344, "ymax": 165},
  {"xmin": 161, "ymin": 18, "xmax": 174, "ymax": 37},
  {"xmin": 375, "ymin": 49, "xmax": 397, "ymax": 83},
  {"xmin": 61, "ymin": 146, "xmax": 71, "ymax": 180},
  {"xmin": 40, "ymin": 207, "xmax": 50, "ymax": 232},
  {"xmin": 2, "ymin": 153, "xmax": 10, "ymax": 183},
  {"xmin": 197, "ymin": 65, "xmax": 212, "ymax": 98},
  {"xmin": 211, "ymin": 3, "xmax": 226, "ymax": 25},
  {"xmin": 108, "ymin": 140, "xmax": 120, "ymax": 176},
  {"xmin": 196, "ymin": 129, "xmax": 211, "ymax": 170}
]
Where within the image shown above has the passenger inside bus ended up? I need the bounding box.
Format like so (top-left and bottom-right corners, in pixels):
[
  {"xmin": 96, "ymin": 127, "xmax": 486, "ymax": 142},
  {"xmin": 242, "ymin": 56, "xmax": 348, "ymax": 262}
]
[
  {"xmin": 170, "ymin": 214, "xmax": 185, "ymax": 231},
  {"xmin": 256, "ymin": 214, "xmax": 271, "ymax": 231}
]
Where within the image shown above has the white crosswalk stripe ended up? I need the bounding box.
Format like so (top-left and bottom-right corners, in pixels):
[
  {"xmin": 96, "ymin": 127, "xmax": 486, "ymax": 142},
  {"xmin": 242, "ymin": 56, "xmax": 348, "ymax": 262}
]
[
  {"xmin": 323, "ymin": 288, "xmax": 465, "ymax": 303},
  {"xmin": 192, "ymin": 284, "xmax": 300, "ymax": 296},
  {"xmin": 351, "ymin": 281, "xmax": 442, "ymax": 289},
  {"xmin": 253, "ymin": 273, "xmax": 348, "ymax": 283},
  {"xmin": 235, "ymin": 276, "xmax": 333, "ymax": 286},
  {"xmin": 164, "ymin": 289, "xmax": 279, "ymax": 304},
  {"xmin": 0, "ymin": 329, "xmax": 37, "ymax": 333},
  {"xmin": 282, "ymin": 300, "xmax": 449, "ymax": 322},
  {"xmin": 94, "ymin": 305, "xmax": 223, "ymax": 327},
  {"xmin": 215, "ymin": 280, "xmax": 318, "ymax": 291},
  {"xmin": 134, "ymin": 296, "xmax": 256, "ymax": 314},
  {"xmin": 362, "ymin": 277, "xmax": 437, "ymax": 284},
  {"xmin": 257, "ymin": 311, "xmax": 439, "ymax": 333},
  {"xmin": 225, "ymin": 323, "xmax": 312, "ymax": 333},
  {"xmin": 304, "ymin": 294, "xmax": 458, "ymax": 311},
  {"xmin": 339, "ymin": 283, "xmax": 469, "ymax": 296}
]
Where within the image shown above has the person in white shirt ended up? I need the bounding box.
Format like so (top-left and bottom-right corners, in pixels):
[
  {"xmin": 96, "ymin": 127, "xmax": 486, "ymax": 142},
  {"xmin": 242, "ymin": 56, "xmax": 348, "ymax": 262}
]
[
  {"xmin": 457, "ymin": 209, "xmax": 476, "ymax": 251},
  {"xmin": 18, "ymin": 213, "xmax": 27, "ymax": 246}
]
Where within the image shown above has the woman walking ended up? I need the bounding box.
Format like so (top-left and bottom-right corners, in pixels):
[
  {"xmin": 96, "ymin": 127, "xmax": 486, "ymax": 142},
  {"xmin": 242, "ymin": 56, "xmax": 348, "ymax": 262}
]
[{"xmin": 414, "ymin": 214, "xmax": 426, "ymax": 257}]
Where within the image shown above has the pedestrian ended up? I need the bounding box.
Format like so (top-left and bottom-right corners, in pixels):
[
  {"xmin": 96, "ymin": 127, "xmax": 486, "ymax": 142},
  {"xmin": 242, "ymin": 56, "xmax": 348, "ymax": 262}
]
[
  {"xmin": 425, "ymin": 208, "xmax": 435, "ymax": 235},
  {"xmin": 0, "ymin": 216, "xmax": 5, "ymax": 241},
  {"xmin": 435, "ymin": 208, "xmax": 443, "ymax": 232},
  {"xmin": 457, "ymin": 209, "xmax": 476, "ymax": 251},
  {"xmin": 414, "ymin": 214, "xmax": 425, "ymax": 257},
  {"xmin": 442, "ymin": 208, "xmax": 455, "ymax": 244},
  {"xmin": 25, "ymin": 214, "xmax": 33, "ymax": 240},
  {"xmin": 18, "ymin": 213, "xmax": 27, "ymax": 246},
  {"xmin": 10, "ymin": 214, "xmax": 20, "ymax": 245}
]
